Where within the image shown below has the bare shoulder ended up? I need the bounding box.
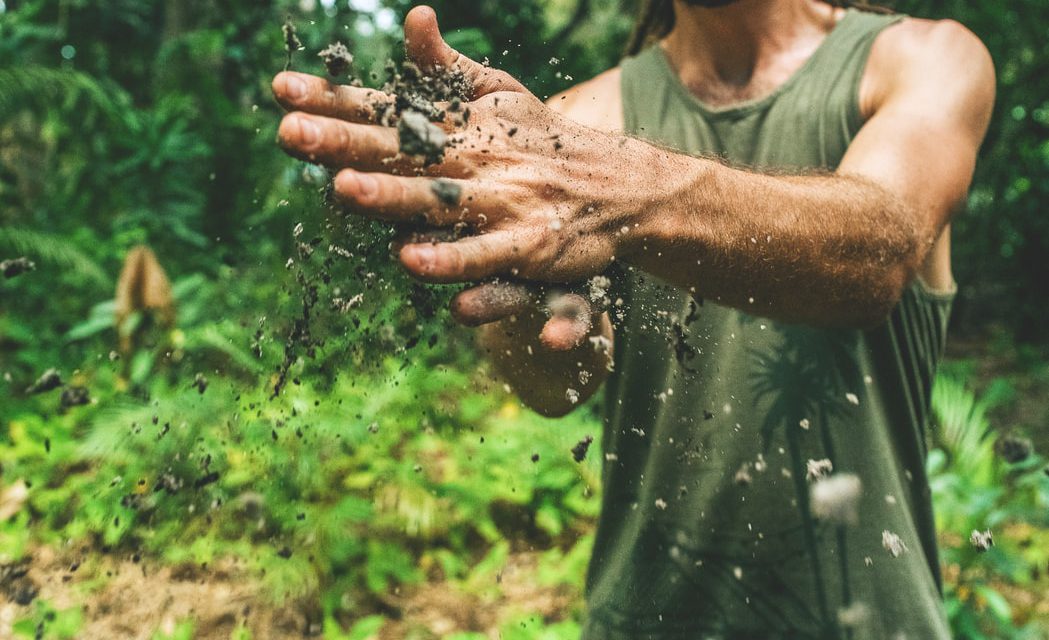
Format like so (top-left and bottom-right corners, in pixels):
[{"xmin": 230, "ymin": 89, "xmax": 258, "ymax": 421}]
[
  {"xmin": 545, "ymin": 67, "xmax": 623, "ymax": 133},
  {"xmin": 861, "ymin": 17, "xmax": 994, "ymax": 124}
]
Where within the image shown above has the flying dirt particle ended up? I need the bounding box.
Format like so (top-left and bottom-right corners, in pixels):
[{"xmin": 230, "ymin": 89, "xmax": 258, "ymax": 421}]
[
  {"xmin": 194, "ymin": 471, "xmax": 220, "ymax": 489},
  {"xmin": 531, "ymin": 453, "xmax": 540, "ymax": 463},
  {"xmin": 805, "ymin": 458, "xmax": 833, "ymax": 481},
  {"xmin": 282, "ymin": 17, "xmax": 301, "ymax": 71},
  {"xmin": 59, "ymin": 385, "xmax": 91, "ymax": 411},
  {"xmin": 318, "ymin": 41, "xmax": 353, "ymax": 77},
  {"xmin": 810, "ymin": 473, "xmax": 862, "ymax": 526},
  {"xmin": 970, "ymin": 529, "xmax": 993, "ymax": 551},
  {"xmin": 430, "ymin": 178, "xmax": 462, "ymax": 206},
  {"xmin": 571, "ymin": 435, "xmax": 594, "ymax": 462},
  {"xmin": 1, "ymin": 257, "xmax": 35, "ymax": 279},
  {"xmin": 881, "ymin": 530, "xmax": 908, "ymax": 558},
  {"xmin": 191, "ymin": 373, "xmax": 208, "ymax": 395},
  {"xmin": 837, "ymin": 602, "xmax": 870, "ymax": 628},
  {"xmin": 398, "ymin": 109, "xmax": 448, "ymax": 165},
  {"xmin": 588, "ymin": 275, "xmax": 612, "ymax": 306},
  {"xmin": 994, "ymin": 434, "xmax": 1032, "ymax": 463},
  {"xmin": 25, "ymin": 368, "xmax": 62, "ymax": 395}
]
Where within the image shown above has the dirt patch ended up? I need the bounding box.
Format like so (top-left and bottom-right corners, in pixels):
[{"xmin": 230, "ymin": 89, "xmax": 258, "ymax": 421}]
[
  {"xmin": 0, "ymin": 548, "xmax": 311, "ymax": 639},
  {"xmin": 378, "ymin": 552, "xmax": 576, "ymax": 639},
  {"xmin": 0, "ymin": 549, "xmax": 577, "ymax": 639}
]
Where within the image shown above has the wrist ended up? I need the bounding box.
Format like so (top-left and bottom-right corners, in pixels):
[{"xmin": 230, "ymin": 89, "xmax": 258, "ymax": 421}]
[{"xmin": 612, "ymin": 146, "xmax": 714, "ymax": 261}]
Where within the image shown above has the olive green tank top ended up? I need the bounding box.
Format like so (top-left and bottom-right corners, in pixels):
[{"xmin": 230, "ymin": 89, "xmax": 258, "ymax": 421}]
[{"xmin": 585, "ymin": 9, "xmax": 955, "ymax": 640}]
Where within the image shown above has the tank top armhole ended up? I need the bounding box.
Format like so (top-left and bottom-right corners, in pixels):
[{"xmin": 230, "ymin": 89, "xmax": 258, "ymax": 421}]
[{"xmin": 846, "ymin": 13, "xmax": 907, "ymax": 133}]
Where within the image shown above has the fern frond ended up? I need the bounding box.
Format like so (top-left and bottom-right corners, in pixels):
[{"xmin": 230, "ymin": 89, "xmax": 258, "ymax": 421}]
[
  {"xmin": 0, "ymin": 65, "xmax": 134, "ymax": 126},
  {"xmin": 0, "ymin": 226, "xmax": 110, "ymax": 287}
]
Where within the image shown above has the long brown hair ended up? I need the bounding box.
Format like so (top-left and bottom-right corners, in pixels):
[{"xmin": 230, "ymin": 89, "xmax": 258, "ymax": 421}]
[{"xmin": 624, "ymin": 0, "xmax": 892, "ymax": 56}]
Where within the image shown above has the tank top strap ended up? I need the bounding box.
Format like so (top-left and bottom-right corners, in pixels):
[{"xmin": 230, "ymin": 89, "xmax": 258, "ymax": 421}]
[
  {"xmin": 813, "ymin": 8, "xmax": 906, "ymax": 133},
  {"xmin": 620, "ymin": 8, "xmax": 905, "ymax": 136}
]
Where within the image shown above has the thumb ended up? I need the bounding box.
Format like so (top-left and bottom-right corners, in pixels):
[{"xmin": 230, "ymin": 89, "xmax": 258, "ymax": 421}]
[{"xmin": 404, "ymin": 5, "xmax": 528, "ymax": 98}]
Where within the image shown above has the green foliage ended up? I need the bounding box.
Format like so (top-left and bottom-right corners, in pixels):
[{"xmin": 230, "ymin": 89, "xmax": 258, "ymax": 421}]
[
  {"xmin": 929, "ymin": 373, "xmax": 1049, "ymax": 639},
  {"xmin": 12, "ymin": 600, "xmax": 83, "ymax": 640},
  {"xmin": 895, "ymin": 0, "xmax": 1049, "ymax": 339},
  {"xmin": 2, "ymin": 0, "xmax": 1048, "ymax": 636}
]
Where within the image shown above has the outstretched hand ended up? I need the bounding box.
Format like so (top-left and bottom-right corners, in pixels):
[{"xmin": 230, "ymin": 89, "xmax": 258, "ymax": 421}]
[{"xmin": 273, "ymin": 6, "xmax": 650, "ymax": 349}]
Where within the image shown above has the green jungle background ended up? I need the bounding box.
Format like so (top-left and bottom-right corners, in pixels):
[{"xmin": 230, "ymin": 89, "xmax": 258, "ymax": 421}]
[{"xmin": 1, "ymin": 0, "xmax": 1048, "ymax": 638}]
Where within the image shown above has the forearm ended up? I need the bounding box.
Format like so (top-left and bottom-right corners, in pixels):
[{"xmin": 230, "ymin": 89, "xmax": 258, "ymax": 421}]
[
  {"xmin": 620, "ymin": 151, "xmax": 936, "ymax": 328},
  {"xmin": 479, "ymin": 311, "xmax": 613, "ymax": 418}
]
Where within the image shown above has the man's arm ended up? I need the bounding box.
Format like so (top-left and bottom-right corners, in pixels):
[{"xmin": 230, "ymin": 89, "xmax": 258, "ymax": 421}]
[
  {"xmin": 619, "ymin": 19, "xmax": 995, "ymax": 327},
  {"xmin": 272, "ymin": 9, "xmax": 994, "ymax": 361}
]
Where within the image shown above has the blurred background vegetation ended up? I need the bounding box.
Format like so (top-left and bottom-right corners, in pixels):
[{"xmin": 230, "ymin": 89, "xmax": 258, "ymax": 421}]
[{"xmin": 0, "ymin": 0, "xmax": 1047, "ymax": 638}]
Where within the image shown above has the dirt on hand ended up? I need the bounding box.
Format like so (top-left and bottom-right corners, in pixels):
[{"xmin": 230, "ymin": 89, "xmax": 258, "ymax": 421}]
[{"xmin": 398, "ymin": 110, "xmax": 448, "ymax": 165}]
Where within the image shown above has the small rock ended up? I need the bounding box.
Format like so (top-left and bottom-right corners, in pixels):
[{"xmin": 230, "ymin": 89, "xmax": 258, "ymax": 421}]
[
  {"xmin": 806, "ymin": 458, "xmax": 834, "ymax": 481},
  {"xmin": 317, "ymin": 42, "xmax": 353, "ymax": 77},
  {"xmin": 398, "ymin": 110, "xmax": 447, "ymax": 165},
  {"xmin": 59, "ymin": 385, "xmax": 90, "ymax": 410},
  {"xmin": 25, "ymin": 369, "xmax": 62, "ymax": 395},
  {"xmin": 1, "ymin": 257, "xmax": 35, "ymax": 279},
  {"xmin": 970, "ymin": 529, "xmax": 993, "ymax": 552},
  {"xmin": 571, "ymin": 435, "xmax": 593, "ymax": 462},
  {"xmin": 882, "ymin": 530, "xmax": 908, "ymax": 558},
  {"xmin": 430, "ymin": 178, "xmax": 462, "ymax": 206}
]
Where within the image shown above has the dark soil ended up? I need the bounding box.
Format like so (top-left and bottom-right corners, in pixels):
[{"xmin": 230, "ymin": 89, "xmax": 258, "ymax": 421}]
[
  {"xmin": 282, "ymin": 17, "xmax": 301, "ymax": 71},
  {"xmin": 398, "ymin": 110, "xmax": 448, "ymax": 165},
  {"xmin": 994, "ymin": 434, "xmax": 1032, "ymax": 464},
  {"xmin": 430, "ymin": 178, "xmax": 462, "ymax": 206},
  {"xmin": 317, "ymin": 42, "xmax": 353, "ymax": 78},
  {"xmin": 571, "ymin": 435, "xmax": 593, "ymax": 463},
  {"xmin": 59, "ymin": 385, "xmax": 90, "ymax": 411}
]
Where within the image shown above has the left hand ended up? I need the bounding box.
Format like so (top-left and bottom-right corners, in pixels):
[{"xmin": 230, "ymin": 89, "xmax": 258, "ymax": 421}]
[{"xmin": 273, "ymin": 6, "xmax": 651, "ymax": 297}]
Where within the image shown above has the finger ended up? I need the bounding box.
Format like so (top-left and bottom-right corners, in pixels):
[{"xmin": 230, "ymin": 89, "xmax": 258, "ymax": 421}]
[
  {"xmin": 333, "ymin": 169, "xmax": 495, "ymax": 225},
  {"xmin": 404, "ymin": 5, "xmax": 528, "ymax": 98},
  {"xmin": 539, "ymin": 293, "xmax": 593, "ymax": 351},
  {"xmin": 278, "ymin": 112, "xmax": 401, "ymax": 170},
  {"xmin": 272, "ymin": 71, "xmax": 393, "ymax": 123},
  {"xmin": 450, "ymin": 281, "xmax": 535, "ymax": 326},
  {"xmin": 399, "ymin": 231, "xmax": 527, "ymax": 283}
]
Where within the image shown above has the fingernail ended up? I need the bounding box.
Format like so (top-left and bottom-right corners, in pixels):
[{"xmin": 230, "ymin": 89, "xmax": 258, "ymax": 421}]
[
  {"xmin": 297, "ymin": 117, "xmax": 318, "ymax": 146},
  {"xmin": 355, "ymin": 173, "xmax": 377, "ymax": 199},
  {"xmin": 285, "ymin": 75, "xmax": 306, "ymax": 101}
]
